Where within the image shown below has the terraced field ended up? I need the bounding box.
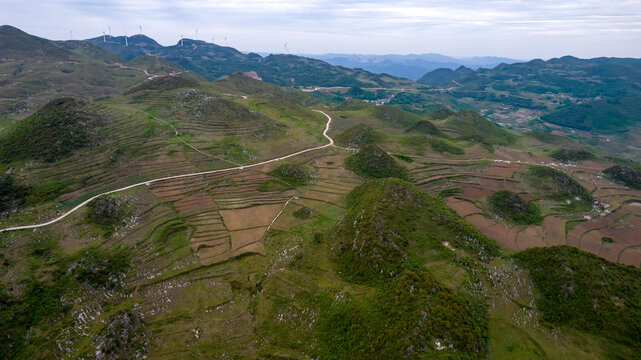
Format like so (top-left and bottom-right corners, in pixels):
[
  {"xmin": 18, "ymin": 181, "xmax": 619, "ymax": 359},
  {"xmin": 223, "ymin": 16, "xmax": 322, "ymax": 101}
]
[{"xmin": 3, "ymin": 71, "xmax": 641, "ymax": 359}]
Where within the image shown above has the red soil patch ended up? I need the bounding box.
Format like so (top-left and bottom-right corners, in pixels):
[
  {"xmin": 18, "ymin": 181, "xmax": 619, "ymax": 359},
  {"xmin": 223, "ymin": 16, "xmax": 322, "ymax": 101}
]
[
  {"xmin": 543, "ymin": 216, "xmax": 566, "ymax": 246},
  {"xmin": 460, "ymin": 186, "xmax": 493, "ymax": 202},
  {"xmin": 466, "ymin": 214, "xmax": 518, "ymax": 250},
  {"xmin": 219, "ymin": 204, "xmax": 284, "ymax": 231},
  {"xmin": 446, "ymin": 198, "xmax": 482, "ymax": 217},
  {"xmin": 485, "ymin": 164, "xmax": 519, "ymax": 178},
  {"xmin": 173, "ymin": 192, "xmax": 215, "ymax": 211},
  {"xmin": 514, "ymin": 225, "xmax": 546, "ymax": 249},
  {"xmin": 618, "ymin": 248, "xmax": 641, "ymax": 267},
  {"xmin": 230, "ymin": 227, "xmax": 267, "ymax": 252}
]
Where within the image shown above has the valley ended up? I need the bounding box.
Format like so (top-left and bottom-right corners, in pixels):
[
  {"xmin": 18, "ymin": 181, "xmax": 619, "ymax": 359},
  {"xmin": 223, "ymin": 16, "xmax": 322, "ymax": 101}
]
[{"xmin": 1, "ymin": 25, "xmax": 641, "ymax": 360}]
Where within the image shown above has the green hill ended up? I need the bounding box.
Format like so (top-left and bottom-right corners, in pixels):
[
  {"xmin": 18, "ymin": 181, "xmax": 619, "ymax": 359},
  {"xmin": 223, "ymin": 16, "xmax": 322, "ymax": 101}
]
[
  {"xmin": 603, "ymin": 165, "xmax": 641, "ymax": 190},
  {"xmin": 0, "ymin": 25, "xmax": 68, "ymax": 59},
  {"xmin": 525, "ymin": 165, "xmax": 593, "ymax": 210},
  {"xmin": 417, "ymin": 65, "xmax": 474, "ymax": 87},
  {"xmin": 405, "ymin": 119, "xmax": 439, "ymax": 134},
  {"xmin": 373, "ymin": 105, "xmax": 422, "ymax": 127},
  {"xmin": 335, "ymin": 124, "xmax": 380, "ymax": 148},
  {"xmin": 316, "ymin": 269, "xmax": 486, "ymax": 359},
  {"xmin": 344, "ymin": 144, "xmax": 408, "ymax": 179},
  {"xmin": 334, "ymin": 99, "xmax": 374, "ymax": 111},
  {"xmin": 550, "ymin": 148, "xmax": 596, "ymax": 162},
  {"xmin": 515, "ymin": 246, "xmax": 641, "ymax": 353},
  {"xmin": 0, "ymin": 26, "xmax": 150, "ymax": 118},
  {"xmin": 86, "ymin": 36, "xmax": 414, "ymax": 88},
  {"xmin": 542, "ymin": 95, "xmax": 641, "ymax": 133},
  {"xmin": 333, "ymin": 178, "xmax": 500, "ymax": 282},
  {"xmin": 445, "ymin": 111, "xmax": 516, "ymax": 146},
  {"xmin": 488, "ymin": 190, "xmax": 543, "ymax": 225},
  {"xmin": 126, "ymin": 55, "xmax": 185, "ymax": 75},
  {"xmin": 123, "ymin": 74, "xmax": 199, "ymax": 95},
  {"xmin": 0, "ymin": 98, "xmax": 105, "ymax": 163},
  {"xmin": 427, "ymin": 108, "xmax": 456, "ymax": 120}
]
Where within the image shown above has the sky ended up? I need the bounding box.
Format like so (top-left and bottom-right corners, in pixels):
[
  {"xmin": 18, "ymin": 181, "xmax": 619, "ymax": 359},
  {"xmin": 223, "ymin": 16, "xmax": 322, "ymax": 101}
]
[{"xmin": 2, "ymin": 0, "xmax": 641, "ymax": 59}]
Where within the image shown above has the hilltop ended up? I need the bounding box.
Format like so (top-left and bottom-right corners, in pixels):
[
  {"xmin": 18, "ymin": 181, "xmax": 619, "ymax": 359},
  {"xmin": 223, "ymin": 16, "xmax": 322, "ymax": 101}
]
[
  {"xmin": 0, "ymin": 26, "xmax": 157, "ymax": 118},
  {"xmin": 2, "ymin": 23, "xmax": 641, "ymax": 360},
  {"xmin": 86, "ymin": 36, "xmax": 414, "ymax": 88}
]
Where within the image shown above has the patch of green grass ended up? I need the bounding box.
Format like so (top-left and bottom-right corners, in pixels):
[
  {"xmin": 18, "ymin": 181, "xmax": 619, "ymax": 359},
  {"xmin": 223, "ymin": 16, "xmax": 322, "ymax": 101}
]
[
  {"xmin": 257, "ymin": 179, "xmax": 293, "ymax": 192},
  {"xmin": 602, "ymin": 237, "xmax": 614, "ymax": 243},
  {"xmin": 393, "ymin": 154, "xmax": 414, "ymax": 163},
  {"xmin": 293, "ymin": 206, "xmax": 313, "ymax": 219},
  {"xmin": 436, "ymin": 187, "xmax": 463, "ymax": 198},
  {"xmin": 430, "ymin": 137, "xmax": 465, "ymax": 155}
]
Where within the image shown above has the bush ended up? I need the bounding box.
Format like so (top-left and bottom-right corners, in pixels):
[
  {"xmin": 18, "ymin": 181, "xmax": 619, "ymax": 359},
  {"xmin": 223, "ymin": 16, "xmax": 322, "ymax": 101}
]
[
  {"xmin": 293, "ymin": 206, "xmax": 312, "ymax": 219},
  {"xmin": 269, "ymin": 164, "xmax": 310, "ymax": 186},
  {"xmin": 86, "ymin": 196, "xmax": 125, "ymax": 236}
]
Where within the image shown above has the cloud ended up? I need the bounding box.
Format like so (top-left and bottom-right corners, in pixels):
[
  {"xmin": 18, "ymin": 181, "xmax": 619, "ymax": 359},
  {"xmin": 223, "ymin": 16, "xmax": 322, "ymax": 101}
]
[{"xmin": 1, "ymin": 0, "xmax": 640, "ymax": 58}]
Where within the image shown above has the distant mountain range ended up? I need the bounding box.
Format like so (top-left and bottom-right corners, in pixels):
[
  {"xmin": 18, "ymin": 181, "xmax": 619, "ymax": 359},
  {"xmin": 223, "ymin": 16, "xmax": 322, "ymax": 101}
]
[
  {"xmin": 85, "ymin": 34, "xmax": 413, "ymax": 88},
  {"xmin": 303, "ymin": 53, "xmax": 522, "ymax": 80}
]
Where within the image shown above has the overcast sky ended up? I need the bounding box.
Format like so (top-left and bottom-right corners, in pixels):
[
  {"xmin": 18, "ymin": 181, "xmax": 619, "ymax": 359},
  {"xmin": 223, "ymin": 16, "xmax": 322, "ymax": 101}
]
[{"xmin": 2, "ymin": 0, "xmax": 640, "ymax": 59}]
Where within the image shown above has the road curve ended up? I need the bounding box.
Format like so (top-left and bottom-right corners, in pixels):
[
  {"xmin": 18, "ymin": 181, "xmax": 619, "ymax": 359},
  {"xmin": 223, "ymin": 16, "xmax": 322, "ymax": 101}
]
[{"xmin": 0, "ymin": 110, "xmax": 335, "ymax": 233}]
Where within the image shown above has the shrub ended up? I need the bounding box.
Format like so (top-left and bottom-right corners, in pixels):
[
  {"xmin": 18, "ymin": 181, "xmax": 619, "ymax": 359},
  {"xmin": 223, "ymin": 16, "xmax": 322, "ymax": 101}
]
[{"xmin": 269, "ymin": 164, "xmax": 310, "ymax": 186}]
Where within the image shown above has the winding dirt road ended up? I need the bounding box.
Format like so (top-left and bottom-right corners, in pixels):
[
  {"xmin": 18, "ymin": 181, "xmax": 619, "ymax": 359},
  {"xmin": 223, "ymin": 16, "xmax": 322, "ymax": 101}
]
[{"xmin": 0, "ymin": 110, "xmax": 335, "ymax": 233}]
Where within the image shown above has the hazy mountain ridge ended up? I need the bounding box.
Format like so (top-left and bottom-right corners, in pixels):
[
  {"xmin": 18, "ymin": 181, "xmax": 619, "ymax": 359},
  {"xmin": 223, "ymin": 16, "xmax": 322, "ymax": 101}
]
[{"xmin": 305, "ymin": 53, "xmax": 521, "ymax": 80}]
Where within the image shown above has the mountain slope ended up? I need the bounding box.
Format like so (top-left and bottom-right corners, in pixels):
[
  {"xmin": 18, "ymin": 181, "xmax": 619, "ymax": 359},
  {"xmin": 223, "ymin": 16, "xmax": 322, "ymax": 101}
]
[
  {"xmin": 86, "ymin": 36, "xmax": 414, "ymax": 88},
  {"xmin": 0, "ymin": 26, "xmax": 156, "ymax": 118}
]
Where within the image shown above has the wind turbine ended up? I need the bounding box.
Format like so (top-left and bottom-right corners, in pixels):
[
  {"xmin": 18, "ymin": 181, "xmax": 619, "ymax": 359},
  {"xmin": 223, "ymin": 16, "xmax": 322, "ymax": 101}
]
[
  {"xmin": 211, "ymin": 36, "xmax": 214, "ymax": 44},
  {"xmin": 102, "ymin": 31, "xmax": 106, "ymax": 42},
  {"xmin": 284, "ymin": 42, "xmax": 288, "ymax": 54},
  {"xmin": 225, "ymin": 37, "xmax": 227, "ymax": 46},
  {"xmin": 108, "ymin": 25, "xmax": 112, "ymax": 38},
  {"xmin": 125, "ymin": 30, "xmax": 128, "ymax": 46},
  {"xmin": 195, "ymin": 27, "xmax": 198, "ymax": 40},
  {"xmin": 139, "ymin": 25, "xmax": 142, "ymax": 35},
  {"xmin": 180, "ymin": 35, "xmax": 184, "ymax": 46}
]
